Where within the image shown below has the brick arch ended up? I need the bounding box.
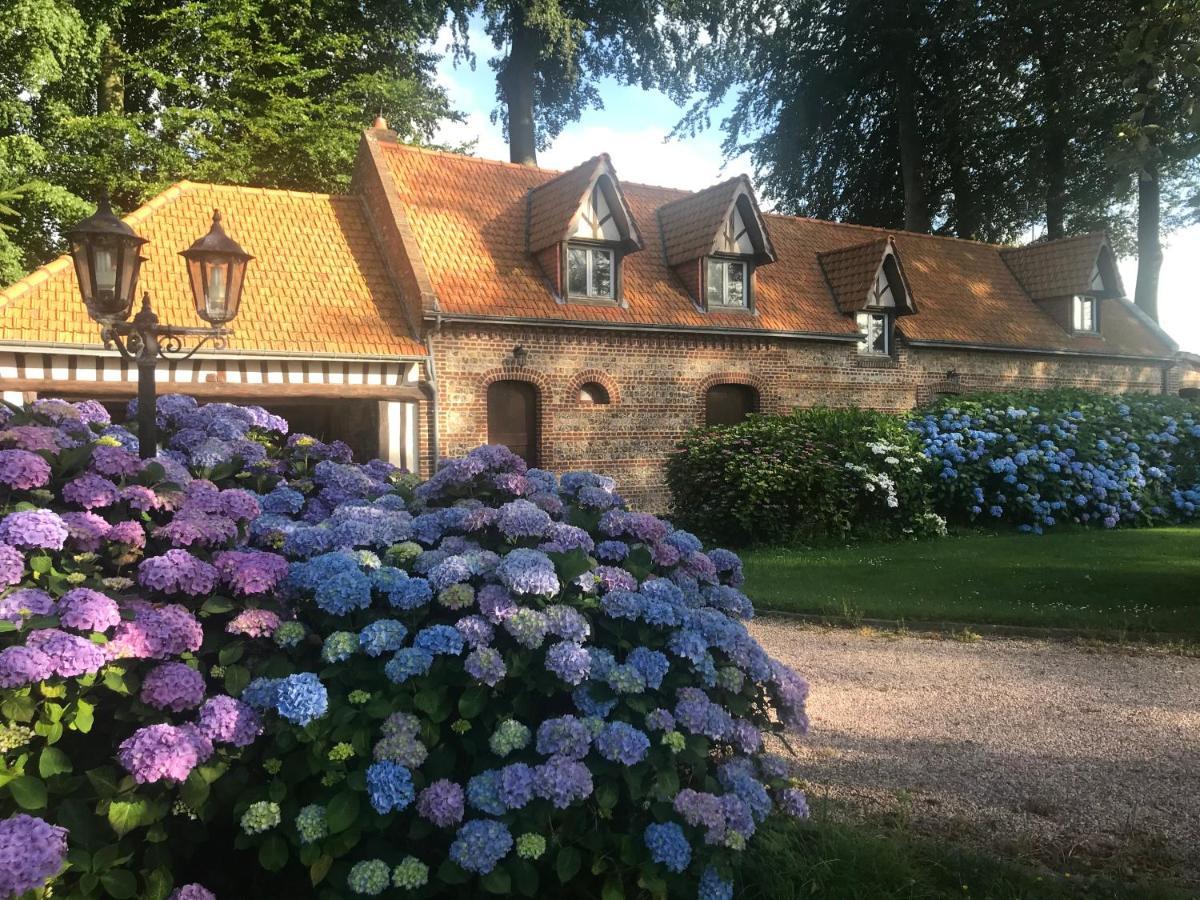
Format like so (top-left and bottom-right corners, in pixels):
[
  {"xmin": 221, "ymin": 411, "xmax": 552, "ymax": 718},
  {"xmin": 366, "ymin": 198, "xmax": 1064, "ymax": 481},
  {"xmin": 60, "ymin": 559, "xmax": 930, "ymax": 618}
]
[
  {"xmin": 566, "ymin": 369, "xmax": 622, "ymax": 406},
  {"xmin": 478, "ymin": 367, "xmax": 553, "ymax": 462},
  {"xmin": 696, "ymin": 372, "xmax": 771, "ymax": 424}
]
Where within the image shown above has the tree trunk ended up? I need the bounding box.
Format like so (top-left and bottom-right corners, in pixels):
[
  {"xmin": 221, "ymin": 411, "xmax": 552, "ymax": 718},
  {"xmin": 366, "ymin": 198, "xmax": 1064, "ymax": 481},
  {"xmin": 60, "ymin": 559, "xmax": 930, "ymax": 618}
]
[
  {"xmin": 887, "ymin": 0, "xmax": 929, "ymax": 232},
  {"xmin": 499, "ymin": 12, "xmax": 539, "ymax": 167},
  {"xmin": 1039, "ymin": 22, "xmax": 1067, "ymax": 239},
  {"xmin": 945, "ymin": 103, "xmax": 979, "ymax": 239},
  {"xmin": 1134, "ymin": 160, "xmax": 1162, "ymax": 320},
  {"xmin": 98, "ymin": 33, "xmax": 124, "ymax": 115}
]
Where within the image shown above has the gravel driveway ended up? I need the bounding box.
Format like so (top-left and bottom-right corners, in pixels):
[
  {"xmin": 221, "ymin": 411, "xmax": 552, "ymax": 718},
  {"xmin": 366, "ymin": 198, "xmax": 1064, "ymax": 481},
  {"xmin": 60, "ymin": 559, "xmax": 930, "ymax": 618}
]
[{"xmin": 750, "ymin": 619, "xmax": 1200, "ymax": 882}]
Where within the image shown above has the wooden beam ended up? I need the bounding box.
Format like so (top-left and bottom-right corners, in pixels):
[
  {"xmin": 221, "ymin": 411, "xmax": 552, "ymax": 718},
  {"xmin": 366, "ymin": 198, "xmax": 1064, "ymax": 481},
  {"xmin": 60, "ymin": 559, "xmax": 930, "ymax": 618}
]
[{"xmin": 0, "ymin": 379, "xmax": 426, "ymax": 403}]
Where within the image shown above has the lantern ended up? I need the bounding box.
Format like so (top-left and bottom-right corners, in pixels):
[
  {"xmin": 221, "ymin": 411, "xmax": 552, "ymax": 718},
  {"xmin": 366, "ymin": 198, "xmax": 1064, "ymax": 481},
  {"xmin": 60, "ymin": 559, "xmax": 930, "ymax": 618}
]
[
  {"xmin": 66, "ymin": 195, "xmax": 148, "ymax": 324},
  {"xmin": 180, "ymin": 210, "xmax": 253, "ymax": 326}
]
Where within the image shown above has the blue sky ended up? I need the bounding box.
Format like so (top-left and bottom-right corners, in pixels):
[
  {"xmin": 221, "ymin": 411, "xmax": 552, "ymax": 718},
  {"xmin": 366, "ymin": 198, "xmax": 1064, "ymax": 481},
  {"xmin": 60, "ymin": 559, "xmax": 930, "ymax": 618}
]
[{"xmin": 434, "ymin": 24, "xmax": 1198, "ymax": 353}]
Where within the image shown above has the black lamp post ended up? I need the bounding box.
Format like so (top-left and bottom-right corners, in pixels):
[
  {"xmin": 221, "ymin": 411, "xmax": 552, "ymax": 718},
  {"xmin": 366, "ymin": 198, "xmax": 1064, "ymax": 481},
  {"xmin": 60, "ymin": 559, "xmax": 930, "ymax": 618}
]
[{"xmin": 67, "ymin": 196, "xmax": 253, "ymax": 459}]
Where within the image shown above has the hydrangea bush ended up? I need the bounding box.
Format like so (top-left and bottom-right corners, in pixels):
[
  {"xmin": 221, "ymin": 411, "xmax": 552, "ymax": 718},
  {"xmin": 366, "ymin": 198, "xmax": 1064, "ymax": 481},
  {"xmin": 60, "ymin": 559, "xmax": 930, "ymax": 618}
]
[
  {"xmin": 913, "ymin": 391, "xmax": 1200, "ymax": 532},
  {"xmin": 0, "ymin": 395, "xmax": 811, "ymax": 899},
  {"xmin": 666, "ymin": 407, "xmax": 944, "ymax": 544}
]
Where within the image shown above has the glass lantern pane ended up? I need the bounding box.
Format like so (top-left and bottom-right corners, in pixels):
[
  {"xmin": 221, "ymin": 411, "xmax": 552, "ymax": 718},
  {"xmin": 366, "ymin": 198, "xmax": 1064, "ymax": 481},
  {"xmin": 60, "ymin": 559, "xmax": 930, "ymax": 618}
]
[
  {"xmin": 567, "ymin": 247, "xmax": 588, "ymax": 295},
  {"xmin": 95, "ymin": 247, "xmax": 117, "ymax": 293},
  {"xmin": 206, "ymin": 263, "xmax": 228, "ymax": 319},
  {"xmin": 593, "ymin": 249, "xmax": 613, "ymax": 297}
]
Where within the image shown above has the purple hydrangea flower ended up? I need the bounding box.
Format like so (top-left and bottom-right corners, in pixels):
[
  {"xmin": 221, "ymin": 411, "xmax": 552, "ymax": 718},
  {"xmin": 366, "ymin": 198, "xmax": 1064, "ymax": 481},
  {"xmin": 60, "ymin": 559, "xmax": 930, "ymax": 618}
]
[
  {"xmin": 498, "ymin": 762, "xmax": 536, "ymax": 809},
  {"xmin": 226, "ymin": 609, "xmax": 281, "ymax": 639},
  {"xmin": 497, "ymin": 499, "xmax": 552, "ymax": 539},
  {"xmin": 496, "ymin": 549, "xmax": 559, "ymax": 596},
  {"xmin": 0, "ymin": 587, "xmax": 53, "ymax": 624},
  {"xmin": 777, "ymin": 787, "xmax": 810, "ymax": 819},
  {"xmin": 62, "ymin": 473, "xmax": 120, "ymax": 509},
  {"xmin": 454, "ymin": 614, "xmax": 494, "ymax": 648},
  {"xmin": 0, "ymin": 645, "xmax": 55, "ymax": 688},
  {"xmin": 25, "ymin": 628, "xmax": 106, "ymax": 677},
  {"xmin": 90, "ymin": 444, "xmax": 143, "ymax": 478},
  {"xmin": 138, "ymin": 550, "xmax": 218, "ymax": 596},
  {"xmin": 140, "ymin": 662, "xmax": 206, "ymax": 711},
  {"xmin": 464, "ymin": 647, "xmax": 506, "ymax": 686},
  {"xmin": 107, "ymin": 604, "xmax": 203, "ymax": 660},
  {"xmin": 57, "ymin": 588, "xmax": 121, "ymax": 633},
  {"xmin": 168, "ymin": 885, "xmax": 216, "ymax": 900},
  {"xmin": 0, "ymin": 510, "xmax": 68, "ymax": 550},
  {"xmin": 118, "ymin": 723, "xmax": 213, "ymax": 784},
  {"xmin": 477, "ymin": 584, "xmax": 517, "ymax": 622},
  {"xmin": 0, "ymin": 814, "xmax": 68, "ymax": 897},
  {"xmin": 544, "ymin": 605, "xmax": 590, "ymax": 642},
  {"xmin": 0, "ymin": 449, "xmax": 51, "ymax": 490},
  {"xmin": 60, "ymin": 511, "xmax": 111, "ymax": 552},
  {"xmin": 418, "ymin": 778, "xmax": 465, "ymax": 827},
  {"xmin": 197, "ymin": 695, "xmax": 262, "ymax": 746},
  {"xmin": 213, "ymin": 550, "xmax": 289, "ymax": 596},
  {"xmin": 0, "ymin": 543, "xmax": 22, "ymax": 587},
  {"xmin": 535, "ymin": 716, "xmax": 592, "ymax": 759},
  {"xmin": 545, "ymin": 641, "xmax": 591, "ymax": 685}
]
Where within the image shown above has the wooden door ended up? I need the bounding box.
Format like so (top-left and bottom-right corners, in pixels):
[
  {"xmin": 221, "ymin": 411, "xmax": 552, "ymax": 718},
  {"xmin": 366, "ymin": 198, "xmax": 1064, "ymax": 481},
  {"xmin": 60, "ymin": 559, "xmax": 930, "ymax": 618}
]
[
  {"xmin": 704, "ymin": 384, "xmax": 759, "ymax": 427},
  {"xmin": 487, "ymin": 380, "xmax": 539, "ymax": 465}
]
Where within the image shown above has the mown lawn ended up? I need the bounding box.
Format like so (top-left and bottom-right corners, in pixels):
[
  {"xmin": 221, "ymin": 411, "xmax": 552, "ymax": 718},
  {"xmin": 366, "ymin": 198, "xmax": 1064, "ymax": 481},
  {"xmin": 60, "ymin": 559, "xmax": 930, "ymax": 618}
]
[
  {"xmin": 741, "ymin": 815, "xmax": 1192, "ymax": 900},
  {"xmin": 740, "ymin": 527, "xmax": 1200, "ymax": 635}
]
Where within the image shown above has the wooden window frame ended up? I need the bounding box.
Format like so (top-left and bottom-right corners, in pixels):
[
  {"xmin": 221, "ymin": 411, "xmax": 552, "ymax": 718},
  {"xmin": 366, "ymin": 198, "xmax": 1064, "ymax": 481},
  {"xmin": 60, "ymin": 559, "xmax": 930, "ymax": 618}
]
[
  {"xmin": 564, "ymin": 240, "xmax": 622, "ymax": 304},
  {"xmin": 1072, "ymin": 294, "xmax": 1100, "ymax": 334},
  {"xmin": 703, "ymin": 255, "xmax": 755, "ymax": 312}
]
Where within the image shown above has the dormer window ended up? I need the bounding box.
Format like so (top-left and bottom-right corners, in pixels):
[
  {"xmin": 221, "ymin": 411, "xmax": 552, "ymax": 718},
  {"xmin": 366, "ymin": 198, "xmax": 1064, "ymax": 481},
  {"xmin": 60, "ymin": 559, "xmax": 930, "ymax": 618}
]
[
  {"xmin": 702, "ymin": 202, "xmax": 758, "ymax": 310},
  {"xmin": 857, "ymin": 312, "xmax": 892, "ymax": 354},
  {"xmin": 1073, "ymin": 295, "xmax": 1099, "ymax": 333},
  {"xmin": 706, "ymin": 258, "xmax": 748, "ymax": 307},
  {"xmin": 565, "ymin": 177, "xmax": 627, "ymax": 301},
  {"xmin": 567, "ymin": 245, "xmax": 614, "ymax": 299}
]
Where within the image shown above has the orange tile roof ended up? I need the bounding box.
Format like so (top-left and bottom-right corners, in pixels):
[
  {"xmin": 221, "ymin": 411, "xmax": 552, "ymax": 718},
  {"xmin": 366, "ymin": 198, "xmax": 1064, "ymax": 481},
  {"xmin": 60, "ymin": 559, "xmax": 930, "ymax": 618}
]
[
  {"xmin": 374, "ymin": 140, "xmax": 1174, "ymax": 357},
  {"xmin": 658, "ymin": 176, "xmax": 775, "ymax": 268},
  {"xmin": 818, "ymin": 238, "xmax": 891, "ymax": 314},
  {"xmin": 1000, "ymin": 232, "xmax": 1113, "ymax": 300},
  {"xmin": 0, "ymin": 182, "xmax": 424, "ymax": 358}
]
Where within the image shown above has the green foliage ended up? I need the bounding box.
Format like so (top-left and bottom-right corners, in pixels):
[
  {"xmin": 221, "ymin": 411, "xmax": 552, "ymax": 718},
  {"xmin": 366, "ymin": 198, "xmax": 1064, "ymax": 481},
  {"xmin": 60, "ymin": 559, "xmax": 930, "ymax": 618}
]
[
  {"xmin": 666, "ymin": 407, "xmax": 943, "ymax": 546},
  {"xmin": 0, "ymin": 0, "xmax": 458, "ymax": 283}
]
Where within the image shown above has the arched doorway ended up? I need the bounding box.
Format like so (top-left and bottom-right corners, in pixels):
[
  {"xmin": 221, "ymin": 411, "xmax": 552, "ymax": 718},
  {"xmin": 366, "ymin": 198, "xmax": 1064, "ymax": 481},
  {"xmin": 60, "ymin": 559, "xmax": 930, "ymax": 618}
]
[
  {"xmin": 487, "ymin": 380, "xmax": 540, "ymax": 465},
  {"xmin": 704, "ymin": 383, "xmax": 759, "ymax": 427}
]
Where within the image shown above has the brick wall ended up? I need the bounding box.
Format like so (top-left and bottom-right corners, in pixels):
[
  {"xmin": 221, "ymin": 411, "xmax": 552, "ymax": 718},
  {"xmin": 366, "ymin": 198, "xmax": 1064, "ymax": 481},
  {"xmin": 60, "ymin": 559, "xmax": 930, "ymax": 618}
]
[{"xmin": 429, "ymin": 323, "xmax": 1172, "ymax": 511}]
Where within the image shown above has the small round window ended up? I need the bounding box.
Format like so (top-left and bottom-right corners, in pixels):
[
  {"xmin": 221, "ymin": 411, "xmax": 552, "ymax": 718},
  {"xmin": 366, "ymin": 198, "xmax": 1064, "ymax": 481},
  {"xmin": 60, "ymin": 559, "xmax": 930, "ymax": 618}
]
[{"xmin": 579, "ymin": 382, "xmax": 611, "ymax": 405}]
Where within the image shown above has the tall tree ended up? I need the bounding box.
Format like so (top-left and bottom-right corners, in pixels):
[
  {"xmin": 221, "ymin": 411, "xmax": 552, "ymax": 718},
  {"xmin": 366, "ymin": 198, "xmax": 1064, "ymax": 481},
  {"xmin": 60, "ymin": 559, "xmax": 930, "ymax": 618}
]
[
  {"xmin": 1109, "ymin": 0, "xmax": 1200, "ymax": 319},
  {"xmin": 0, "ymin": 0, "xmax": 459, "ymax": 282},
  {"xmin": 463, "ymin": 1, "xmax": 721, "ymax": 166}
]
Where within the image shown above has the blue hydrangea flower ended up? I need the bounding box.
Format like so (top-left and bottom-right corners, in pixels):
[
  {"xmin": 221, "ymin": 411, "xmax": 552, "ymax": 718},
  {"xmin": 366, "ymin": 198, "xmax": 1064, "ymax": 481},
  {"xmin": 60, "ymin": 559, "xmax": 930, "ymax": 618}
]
[
  {"xmin": 385, "ymin": 648, "xmax": 434, "ymax": 683},
  {"xmin": 545, "ymin": 641, "xmax": 591, "ymax": 685},
  {"xmin": 274, "ymin": 673, "xmax": 328, "ymax": 726},
  {"xmin": 314, "ymin": 569, "xmax": 372, "ymax": 615},
  {"xmin": 449, "ymin": 820, "xmax": 513, "ymax": 875},
  {"xmin": 413, "ymin": 624, "xmax": 464, "ymax": 656},
  {"xmin": 466, "ymin": 770, "xmax": 506, "ymax": 815},
  {"xmin": 496, "ymin": 549, "xmax": 559, "ymax": 596},
  {"xmin": 358, "ymin": 619, "xmax": 408, "ymax": 657},
  {"xmin": 366, "ymin": 760, "xmax": 415, "ymax": 814},
  {"xmin": 595, "ymin": 721, "xmax": 650, "ymax": 765},
  {"xmin": 644, "ymin": 822, "xmax": 691, "ymax": 873},
  {"xmin": 535, "ymin": 715, "xmax": 591, "ymax": 759}
]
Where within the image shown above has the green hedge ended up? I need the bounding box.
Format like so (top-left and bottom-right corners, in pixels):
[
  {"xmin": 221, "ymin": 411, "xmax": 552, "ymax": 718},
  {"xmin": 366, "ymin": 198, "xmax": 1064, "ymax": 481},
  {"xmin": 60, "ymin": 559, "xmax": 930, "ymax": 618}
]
[{"xmin": 665, "ymin": 408, "xmax": 945, "ymax": 545}]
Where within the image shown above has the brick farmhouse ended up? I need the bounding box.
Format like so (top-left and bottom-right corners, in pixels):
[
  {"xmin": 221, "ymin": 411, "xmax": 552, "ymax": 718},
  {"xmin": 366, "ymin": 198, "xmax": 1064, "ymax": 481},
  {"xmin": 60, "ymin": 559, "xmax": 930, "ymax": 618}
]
[{"xmin": 0, "ymin": 122, "xmax": 1185, "ymax": 509}]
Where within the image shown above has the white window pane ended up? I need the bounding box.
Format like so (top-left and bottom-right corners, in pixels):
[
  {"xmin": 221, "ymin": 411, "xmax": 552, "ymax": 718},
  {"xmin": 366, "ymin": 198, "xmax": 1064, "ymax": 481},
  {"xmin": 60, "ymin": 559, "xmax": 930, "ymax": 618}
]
[
  {"xmin": 870, "ymin": 315, "xmax": 889, "ymax": 353},
  {"xmin": 593, "ymin": 249, "xmax": 613, "ymax": 297},
  {"xmin": 706, "ymin": 259, "xmax": 723, "ymax": 307},
  {"xmin": 567, "ymin": 247, "xmax": 588, "ymax": 295},
  {"xmin": 727, "ymin": 262, "xmax": 746, "ymax": 306}
]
